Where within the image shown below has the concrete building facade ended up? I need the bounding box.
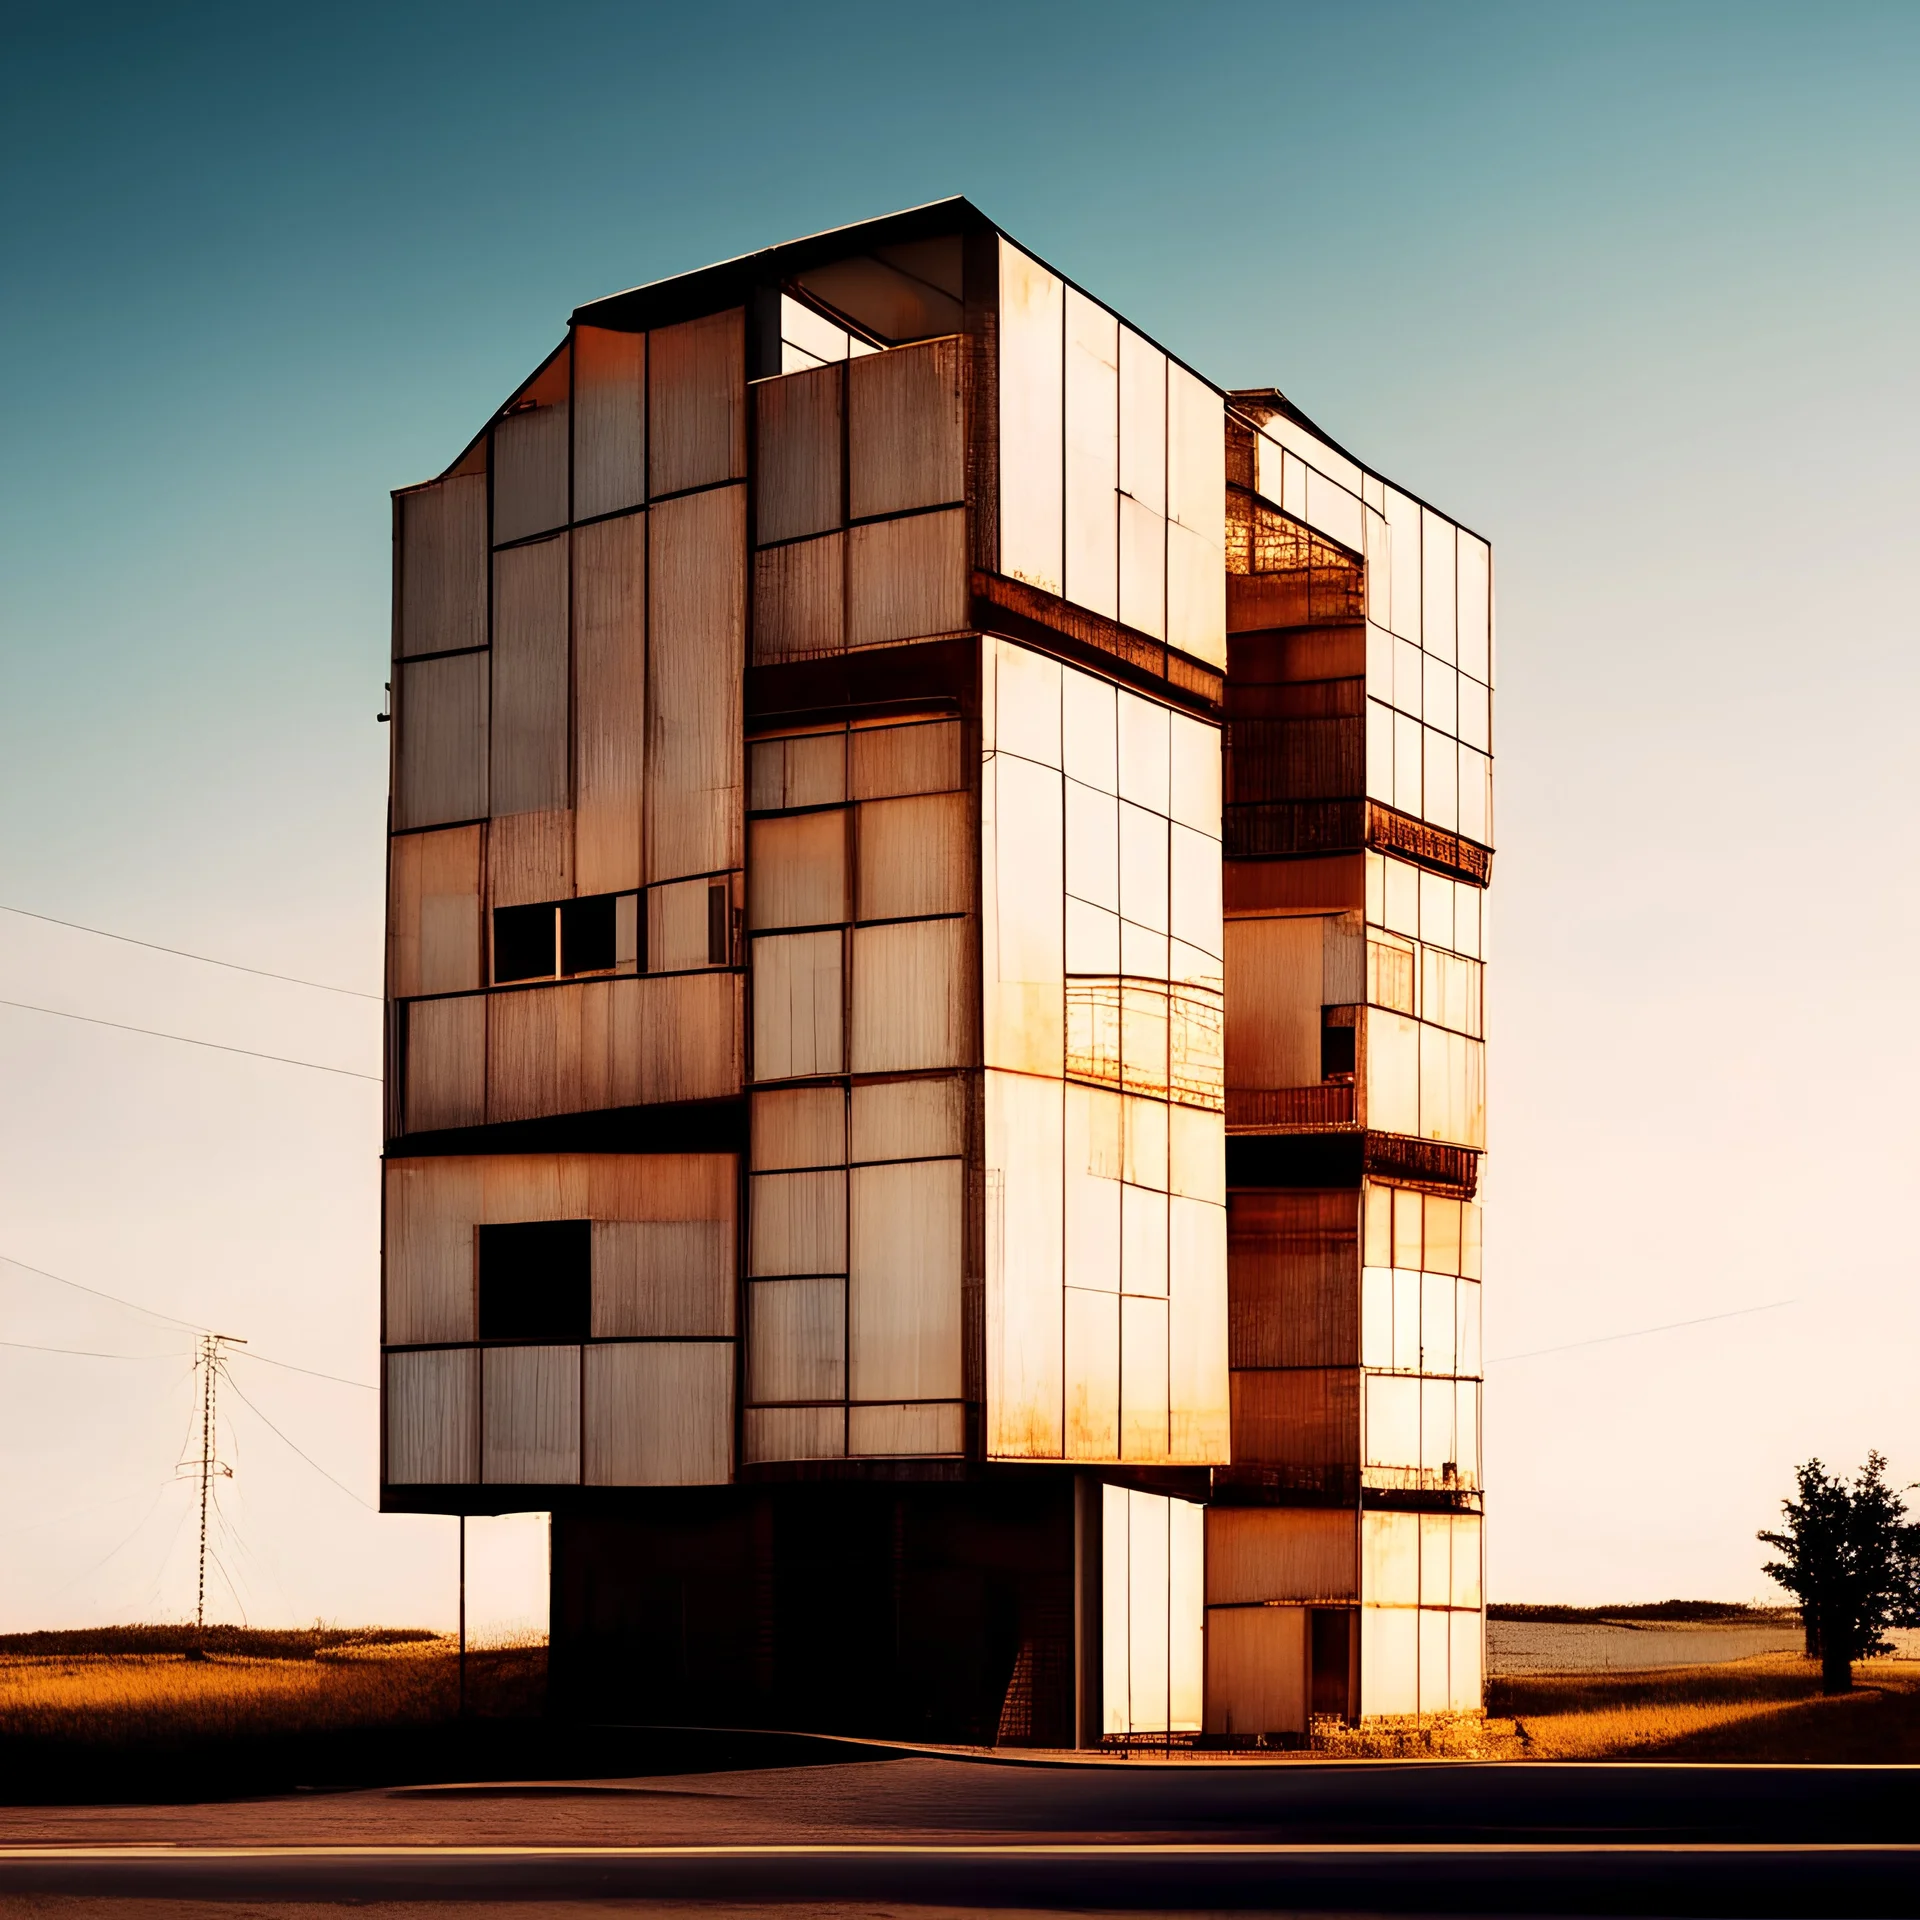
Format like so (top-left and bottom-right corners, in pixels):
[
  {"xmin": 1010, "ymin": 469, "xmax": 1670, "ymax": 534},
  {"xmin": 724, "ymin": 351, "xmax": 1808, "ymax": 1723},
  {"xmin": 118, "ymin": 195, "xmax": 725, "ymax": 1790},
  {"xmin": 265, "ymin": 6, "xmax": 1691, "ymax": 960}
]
[{"xmin": 380, "ymin": 201, "xmax": 1490, "ymax": 1744}]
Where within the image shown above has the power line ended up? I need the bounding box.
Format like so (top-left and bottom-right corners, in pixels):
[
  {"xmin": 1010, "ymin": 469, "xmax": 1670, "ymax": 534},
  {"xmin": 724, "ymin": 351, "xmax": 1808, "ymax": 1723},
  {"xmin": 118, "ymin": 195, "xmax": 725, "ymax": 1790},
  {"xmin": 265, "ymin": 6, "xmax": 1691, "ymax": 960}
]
[
  {"xmin": 230, "ymin": 1347, "xmax": 376, "ymax": 1392},
  {"xmin": 1490, "ymin": 1298, "xmax": 1796, "ymax": 1365},
  {"xmin": 0, "ymin": 1339, "xmax": 190, "ymax": 1360},
  {"xmin": 0, "ymin": 1251, "xmax": 204, "ymax": 1332},
  {"xmin": 0, "ymin": 903, "xmax": 381, "ymax": 1000},
  {"xmin": 221, "ymin": 1368, "xmax": 374, "ymax": 1509},
  {"xmin": 0, "ymin": 998, "xmax": 381, "ymax": 1081}
]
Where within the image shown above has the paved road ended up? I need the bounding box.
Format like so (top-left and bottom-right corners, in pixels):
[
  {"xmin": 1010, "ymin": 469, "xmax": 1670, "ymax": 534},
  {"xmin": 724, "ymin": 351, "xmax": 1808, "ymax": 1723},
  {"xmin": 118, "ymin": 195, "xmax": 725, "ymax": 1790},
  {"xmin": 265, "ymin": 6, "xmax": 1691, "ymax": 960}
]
[{"xmin": 1, "ymin": 1752, "xmax": 1916, "ymax": 1911}]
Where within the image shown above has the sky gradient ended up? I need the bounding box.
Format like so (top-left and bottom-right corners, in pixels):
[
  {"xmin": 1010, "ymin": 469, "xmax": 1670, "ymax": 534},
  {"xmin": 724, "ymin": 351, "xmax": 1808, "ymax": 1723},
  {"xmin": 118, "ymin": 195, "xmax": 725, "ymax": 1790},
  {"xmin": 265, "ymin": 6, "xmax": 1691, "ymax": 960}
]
[{"xmin": 2, "ymin": 0, "xmax": 1916, "ymax": 1630}]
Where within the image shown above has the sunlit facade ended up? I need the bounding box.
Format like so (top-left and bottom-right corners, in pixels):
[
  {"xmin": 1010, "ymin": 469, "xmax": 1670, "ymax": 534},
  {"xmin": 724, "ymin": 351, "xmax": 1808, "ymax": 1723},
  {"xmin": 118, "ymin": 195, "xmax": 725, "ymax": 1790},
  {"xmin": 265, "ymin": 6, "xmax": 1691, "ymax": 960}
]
[{"xmin": 379, "ymin": 200, "xmax": 1490, "ymax": 1743}]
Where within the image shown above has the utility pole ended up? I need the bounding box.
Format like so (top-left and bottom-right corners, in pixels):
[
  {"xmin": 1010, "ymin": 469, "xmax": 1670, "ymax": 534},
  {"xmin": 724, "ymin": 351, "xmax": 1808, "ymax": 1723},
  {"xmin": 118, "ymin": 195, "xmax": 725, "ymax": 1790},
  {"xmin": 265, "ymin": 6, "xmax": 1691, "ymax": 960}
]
[
  {"xmin": 184, "ymin": 1332, "xmax": 245, "ymax": 1652},
  {"xmin": 458, "ymin": 1514, "xmax": 467, "ymax": 1717}
]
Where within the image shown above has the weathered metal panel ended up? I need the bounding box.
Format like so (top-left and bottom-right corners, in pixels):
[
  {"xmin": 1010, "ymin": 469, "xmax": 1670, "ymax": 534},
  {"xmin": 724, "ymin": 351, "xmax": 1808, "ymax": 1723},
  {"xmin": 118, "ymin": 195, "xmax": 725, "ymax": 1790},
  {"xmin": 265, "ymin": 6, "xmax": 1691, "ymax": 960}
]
[
  {"xmin": 847, "ymin": 1401, "xmax": 964, "ymax": 1457},
  {"xmin": 647, "ymin": 485, "xmax": 744, "ymax": 883},
  {"xmin": 854, "ymin": 792, "xmax": 970, "ymax": 922},
  {"xmin": 1063, "ymin": 1284, "xmax": 1119, "ymax": 1459},
  {"xmin": 583, "ymin": 1341, "xmax": 731, "ymax": 1486},
  {"xmin": 403, "ymin": 994, "xmax": 486, "ymax": 1134},
  {"xmin": 571, "ymin": 325, "xmax": 646, "ymax": 522},
  {"xmin": 1063, "ymin": 289, "xmax": 1119, "ymax": 622},
  {"xmin": 846, "ymin": 507, "xmax": 967, "ymax": 648},
  {"xmin": 490, "ymin": 535, "xmax": 570, "ymax": 817},
  {"xmin": 984, "ymin": 1066, "xmax": 1064, "ymax": 1458},
  {"xmin": 749, "ymin": 808, "xmax": 849, "ymax": 930},
  {"xmin": 1204, "ymin": 1605, "xmax": 1305, "ymax": 1738},
  {"xmin": 848, "ymin": 1157, "xmax": 964, "ymax": 1403},
  {"xmin": 398, "ymin": 475, "xmax": 488, "ymax": 659},
  {"xmin": 847, "ymin": 335, "xmax": 964, "ymax": 521},
  {"xmin": 754, "ymin": 361, "xmax": 842, "ymax": 545},
  {"xmin": 1120, "ymin": 1292, "xmax": 1169, "ymax": 1461},
  {"xmin": 750, "ymin": 929, "xmax": 843, "ymax": 1080},
  {"xmin": 492, "ymin": 389, "xmax": 570, "ymax": 545},
  {"xmin": 748, "ymin": 1167, "xmax": 846, "ymax": 1277},
  {"xmin": 572, "ymin": 511, "xmax": 646, "ymax": 895},
  {"xmin": 997, "ymin": 240, "xmax": 1064, "ymax": 596},
  {"xmin": 396, "ymin": 653, "xmax": 488, "ymax": 829},
  {"xmin": 385, "ymin": 1348, "xmax": 478, "ymax": 1484},
  {"xmin": 751, "ymin": 1085, "xmax": 847, "ymax": 1171},
  {"xmin": 1206, "ymin": 1508, "xmax": 1357, "ymax": 1606},
  {"xmin": 388, "ymin": 825, "xmax": 483, "ymax": 999},
  {"xmin": 1167, "ymin": 1194, "xmax": 1228, "ymax": 1463},
  {"xmin": 481, "ymin": 1344, "xmax": 580, "ymax": 1484},
  {"xmin": 849, "ymin": 917, "xmax": 972, "ymax": 1074},
  {"xmin": 752, "ymin": 532, "xmax": 844, "ymax": 663},
  {"xmin": 743, "ymin": 1405, "xmax": 844, "ymax": 1463},
  {"xmin": 487, "ymin": 808, "xmax": 572, "ymax": 911},
  {"xmin": 649, "ymin": 308, "xmax": 745, "ymax": 498},
  {"xmin": 746, "ymin": 1276, "xmax": 845, "ymax": 1401},
  {"xmin": 848, "ymin": 1074, "xmax": 964, "ymax": 1164},
  {"xmin": 849, "ymin": 717, "xmax": 964, "ymax": 800},
  {"xmin": 591, "ymin": 1220, "xmax": 732, "ymax": 1337}
]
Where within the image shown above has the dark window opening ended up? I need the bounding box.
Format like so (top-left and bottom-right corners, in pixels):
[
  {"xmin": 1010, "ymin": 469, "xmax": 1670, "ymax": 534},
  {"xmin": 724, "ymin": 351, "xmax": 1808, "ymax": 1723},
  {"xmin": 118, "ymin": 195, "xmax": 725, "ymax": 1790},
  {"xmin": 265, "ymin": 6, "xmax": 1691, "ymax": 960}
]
[
  {"xmin": 493, "ymin": 904, "xmax": 556, "ymax": 983},
  {"xmin": 707, "ymin": 881, "xmax": 730, "ymax": 965},
  {"xmin": 477, "ymin": 1219, "xmax": 590, "ymax": 1342},
  {"xmin": 560, "ymin": 894, "xmax": 617, "ymax": 975},
  {"xmin": 1310, "ymin": 1608, "xmax": 1352, "ymax": 1721},
  {"xmin": 1320, "ymin": 1005, "xmax": 1356, "ymax": 1082}
]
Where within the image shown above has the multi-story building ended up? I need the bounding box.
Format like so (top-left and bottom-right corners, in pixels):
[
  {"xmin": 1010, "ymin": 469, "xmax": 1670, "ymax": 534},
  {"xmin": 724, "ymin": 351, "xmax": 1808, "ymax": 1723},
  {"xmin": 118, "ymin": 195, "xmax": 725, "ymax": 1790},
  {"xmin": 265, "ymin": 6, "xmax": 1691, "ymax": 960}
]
[{"xmin": 380, "ymin": 200, "xmax": 1490, "ymax": 1745}]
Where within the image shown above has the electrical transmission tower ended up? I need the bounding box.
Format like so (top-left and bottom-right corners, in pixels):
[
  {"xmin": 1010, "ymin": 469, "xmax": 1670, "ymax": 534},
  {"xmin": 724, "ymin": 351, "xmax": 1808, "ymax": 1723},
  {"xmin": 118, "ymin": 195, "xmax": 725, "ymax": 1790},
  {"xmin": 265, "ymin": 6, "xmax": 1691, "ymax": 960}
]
[{"xmin": 182, "ymin": 1331, "xmax": 245, "ymax": 1645}]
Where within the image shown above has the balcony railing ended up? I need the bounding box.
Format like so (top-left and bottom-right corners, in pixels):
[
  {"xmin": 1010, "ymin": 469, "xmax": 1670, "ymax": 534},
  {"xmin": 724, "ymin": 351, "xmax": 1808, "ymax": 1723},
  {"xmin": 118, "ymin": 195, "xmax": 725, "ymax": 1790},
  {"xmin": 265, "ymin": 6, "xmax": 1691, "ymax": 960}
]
[{"xmin": 1225, "ymin": 1083, "xmax": 1355, "ymax": 1131}]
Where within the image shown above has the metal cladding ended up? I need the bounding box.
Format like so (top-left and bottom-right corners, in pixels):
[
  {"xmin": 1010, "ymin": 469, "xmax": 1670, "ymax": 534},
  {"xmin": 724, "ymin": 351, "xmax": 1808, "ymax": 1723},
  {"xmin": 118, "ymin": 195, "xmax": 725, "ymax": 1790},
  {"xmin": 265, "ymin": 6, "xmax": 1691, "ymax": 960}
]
[{"xmin": 379, "ymin": 199, "xmax": 1490, "ymax": 1745}]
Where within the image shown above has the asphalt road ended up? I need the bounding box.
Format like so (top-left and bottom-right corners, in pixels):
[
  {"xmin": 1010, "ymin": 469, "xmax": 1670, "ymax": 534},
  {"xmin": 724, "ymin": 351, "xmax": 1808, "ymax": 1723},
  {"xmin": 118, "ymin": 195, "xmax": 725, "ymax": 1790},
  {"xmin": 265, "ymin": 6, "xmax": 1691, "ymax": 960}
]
[{"xmin": 1, "ymin": 1751, "xmax": 1916, "ymax": 1912}]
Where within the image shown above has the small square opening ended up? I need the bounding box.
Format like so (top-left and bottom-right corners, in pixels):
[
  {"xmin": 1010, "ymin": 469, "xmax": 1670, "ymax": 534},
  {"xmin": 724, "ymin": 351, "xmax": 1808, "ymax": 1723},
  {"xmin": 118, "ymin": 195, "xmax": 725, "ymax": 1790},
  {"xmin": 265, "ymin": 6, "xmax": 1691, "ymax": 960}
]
[
  {"xmin": 477, "ymin": 1219, "xmax": 590, "ymax": 1341},
  {"xmin": 493, "ymin": 904, "xmax": 556, "ymax": 983},
  {"xmin": 560, "ymin": 894, "xmax": 617, "ymax": 975}
]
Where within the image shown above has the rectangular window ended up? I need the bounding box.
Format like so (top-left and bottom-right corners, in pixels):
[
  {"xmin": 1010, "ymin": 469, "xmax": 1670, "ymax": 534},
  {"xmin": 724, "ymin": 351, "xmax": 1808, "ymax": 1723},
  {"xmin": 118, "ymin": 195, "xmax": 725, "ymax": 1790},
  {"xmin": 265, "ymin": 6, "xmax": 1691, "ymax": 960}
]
[
  {"xmin": 559, "ymin": 894, "xmax": 617, "ymax": 975},
  {"xmin": 708, "ymin": 880, "xmax": 732, "ymax": 964},
  {"xmin": 1320, "ymin": 1005, "xmax": 1356, "ymax": 1081},
  {"xmin": 477, "ymin": 1219, "xmax": 590, "ymax": 1341},
  {"xmin": 493, "ymin": 903, "xmax": 556, "ymax": 982}
]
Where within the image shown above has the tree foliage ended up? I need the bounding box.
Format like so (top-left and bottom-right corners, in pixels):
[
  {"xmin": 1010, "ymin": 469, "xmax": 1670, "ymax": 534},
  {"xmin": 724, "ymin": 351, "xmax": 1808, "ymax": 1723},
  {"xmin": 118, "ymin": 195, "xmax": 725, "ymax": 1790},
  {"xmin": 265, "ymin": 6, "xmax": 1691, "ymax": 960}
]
[{"xmin": 1759, "ymin": 1453, "xmax": 1920, "ymax": 1693}]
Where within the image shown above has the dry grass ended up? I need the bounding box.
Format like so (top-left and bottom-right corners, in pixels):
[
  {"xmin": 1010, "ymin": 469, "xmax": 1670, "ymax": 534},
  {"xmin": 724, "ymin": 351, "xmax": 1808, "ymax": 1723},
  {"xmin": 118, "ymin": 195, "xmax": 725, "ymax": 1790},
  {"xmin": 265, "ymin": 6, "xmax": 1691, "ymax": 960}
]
[
  {"xmin": 1486, "ymin": 1652, "xmax": 1920, "ymax": 1760},
  {"xmin": 0, "ymin": 1628, "xmax": 544, "ymax": 1752}
]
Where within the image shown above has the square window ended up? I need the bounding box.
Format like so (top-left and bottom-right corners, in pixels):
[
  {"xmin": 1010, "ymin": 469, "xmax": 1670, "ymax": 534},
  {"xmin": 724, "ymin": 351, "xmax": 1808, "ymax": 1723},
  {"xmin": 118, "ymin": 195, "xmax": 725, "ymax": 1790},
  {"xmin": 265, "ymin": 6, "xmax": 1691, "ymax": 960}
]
[
  {"xmin": 493, "ymin": 903, "xmax": 556, "ymax": 982},
  {"xmin": 560, "ymin": 895, "xmax": 617, "ymax": 975},
  {"xmin": 477, "ymin": 1219, "xmax": 590, "ymax": 1341}
]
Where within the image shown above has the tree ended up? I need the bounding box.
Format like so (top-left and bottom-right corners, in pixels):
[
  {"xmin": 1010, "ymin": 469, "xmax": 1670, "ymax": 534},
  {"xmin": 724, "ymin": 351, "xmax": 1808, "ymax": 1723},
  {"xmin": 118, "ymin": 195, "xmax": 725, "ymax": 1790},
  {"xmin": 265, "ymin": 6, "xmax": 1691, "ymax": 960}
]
[{"xmin": 1759, "ymin": 1454, "xmax": 1920, "ymax": 1693}]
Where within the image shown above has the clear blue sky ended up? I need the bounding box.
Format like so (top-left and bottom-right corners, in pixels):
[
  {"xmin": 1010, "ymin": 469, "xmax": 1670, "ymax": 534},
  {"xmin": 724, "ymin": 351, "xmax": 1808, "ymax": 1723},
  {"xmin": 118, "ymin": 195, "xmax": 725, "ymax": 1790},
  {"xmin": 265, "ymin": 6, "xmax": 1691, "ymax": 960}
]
[{"xmin": 1, "ymin": 1, "xmax": 1915, "ymax": 1628}]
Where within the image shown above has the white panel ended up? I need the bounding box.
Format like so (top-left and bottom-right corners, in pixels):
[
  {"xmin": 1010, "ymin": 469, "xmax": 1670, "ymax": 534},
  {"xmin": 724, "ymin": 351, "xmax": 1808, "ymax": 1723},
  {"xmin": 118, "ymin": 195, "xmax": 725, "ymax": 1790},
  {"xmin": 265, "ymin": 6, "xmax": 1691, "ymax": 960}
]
[
  {"xmin": 1361, "ymin": 1605, "xmax": 1419, "ymax": 1719},
  {"xmin": 397, "ymin": 653, "xmax": 488, "ymax": 829},
  {"xmin": 751, "ymin": 1084, "xmax": 847, "ymax": 1170},
  {"xmin": 1459, "ymin": 744, "xmax": 1490, "ymax": 847},
  {"xmin": 749, "ymin": 809, "xmax": 848, "ymax": 930},
  {"xmin": 1120, "ymin": 1292, "xmax": 1169, "ymax": 1461},
  {"xmin": 1116, "ymin": 689, "xmax": 1171, "ymax": 814},
  {"xmin": 385, "ymin": 1348, "xmax": 477, "ymax": 1484},
  {"xmin": 1304, "ymin": 468, "xmax": 1364, "ymax": 555},
  {"xmin": 981, "ymin": 749, "xmax": 1064, "ymax": 1077},
  {"xmin": 1166, "ymin": 517, "xmax": 1226, "ymax": 668},
  {"xmin": 849, "ymin": 917, "xmax": 971, "ymax": 1073},
  {"xmin": 1063, "ymin": 1285, "xmax": 1119, "ymax": 1459},
  {"xmin": 1168, "ymin": 824, "xmax": 1221, "ymax": 958},
  {"xmin": 1385, "ymin": 487, "xmax": 1422, "ymax": 645},
  {"xmin": 1420, "ymin": 1513, "xmax": 1452, "ymax": 1608},
  {"xmin": 647, "ymin": 485, "xmax": 745, "ymax": 883},
  {"xmin": 848, "ymin": 1401, "xmax": 964, "ymax": 1457},
  {"xmin": 1061, "ymin": 667, "xmax": 1118, "ymax": 794},
  {"xmin": 1423, "ymin": 724, "xmax": 1458, "ymax": 832},
  {"xmin": 1118, "ymin": 804, "xmax": 1168, "ymax": 935},
  {"xmin": 1169, "ymin": 1497, "xmax": 1205, "ymax": 1732},
  {"xmin": 1456, "ymin": 1379, "xmax": 1481, "ymax": 1483},
  {"xmin": 1421, "ymin": 1272, "xmax": 1457, "ymax": 1376},
  {"xmin": 1167, "ymin": 1195, "xmax": 1228, "ymax": 1464},
  {"xmin": 747, "ymin": 1276, "xmax": 844, "ymax": 1401},
  {"xmin": 849, "ymin": 1158, "xmax": 964, "ymax": 1401},
  {"xmin": 492, "ymin": 395, "xmax": 570, "ymax": 545},
  {"xmin": 1457, "ymin": 533, "xmax": 1492, "ymax": 685},
  {"xmin": 998, "ymin": 240, "xmax": 1064, "ymax": 595},
  {"xmin": 1121, "ymin": 1183, "xmax": 1168, "ymax": 1298},
  {"xmin": 1451, "ymin": 1514, "xmax": 1484, "ymax": 1609},
  {"xmin": 855, "ymin": 792, "xmax": 971, "ymax": 921},
  {"xmin": 1449, "ymin": 1607, "xmax": 1484, "ymax": 1712},
  {"xmin": 1421, "ymin": 509, "xmax": 1457, "ymax": 662},
  {"xmin": 1366, "ymin": 1373, "xmax": 1420, "ymax": 1467},
  {"xmin": 1204, "ymin": 1605, "xmax": 1305, "ymax": 1737},
  {"xmin": 592, "ymin": 1219, "xmax": 732, "ymax": 1337},
  {"xmin": 1118, "ymin": 493, "xmax": 1167, "ymax": 642},
  {"xmin": 1419, "ymin": 1607, "xmax": 1451, "ymax": 1715},
  {"xmin": 1167, "ymin": 712, "xmax": 1220, "ymax": 837},
  {"xmin": 649, "ymin": 308, "xmax": 745, "ymax": 497},
  {"xmin": 1362, "ymin": 1510, "xmax": 1420, "ymax": 1606},
  {"xmin": 750, "ymin": 929, "xmax": 843, "ymax": 1080},
  {"xmin": 747, "ymin": 1168, "xmax": 846, "ymax": 1275},
  {"xmin": 1165, "ymin": 363, "xmax": 1221, "ymax": 538},
  {"xmin": 398, "ymin": 475, "xmax": 487, "ymax": 659},
  {"xmin": 1391, "ymin": 1269, "xmax": 1420, "ymax": 1372},
  {"xmin": 1167, "ymin": 1103, "xmax": 1224, "ymax": 1204},
  {"xmin": 583, "ymin": 1341, "xmax": 731, "ymax": 1486},
  {"xmin": 744, "ymin": 1404, "xmax": 844, "ymax": 1462},
  {"xmin": 404, "ymin": 994, "xmax": 486, "ymax": 1134},
  {"xmin": 847, "ymin": 507, "xmax": 967, "ymax": 648},
  {"xmin": 1127, "ymin": 1488, "xmax": 1170, "ymax": 1731},
  {"xmin": 1118, "ymin": 326, "xmax": 1166, "ymax": 515},
  {"xmin": 1065, "ymin": 1082, "xmax": 1122, "ymax": 1295},
  {"xmin": 1102, "ymin": 1483, "xmax": 1131, "ymax": 1735},
  {"xmin": 1361, "ymin": 1267, "xmax": 1393, "ymax": 1370},
  {"xmin": 1063, "ymin": 288, "xmax": 1119, "ymax": 621},
  {"xmin": 850, "ymin": 1075, "xmax": 965, "ymax": 1163},
  {"xmin": 1366, "ymin": 1009, "xmax": 1420, "ymax": 1137},
  {"xmin": 481, "ymin": 1344, "xmax": 580, "ymax": 1484},
  {"xmin": 572, "ymin": 511, "xmax": 647, "ymax": 894},
  {"xmin": 571, "ymin": 325, "xmax": 646, "ymax": 521},
  {"xmin": 986, "ymin": 635, "xmax": 1063, "ymax": 767},
  {"xmin": 1065, "ymin": 780, "xmax": 1119, "ymax": 911},
  {"xmin": 985, "ymin": 1066, "xmax": 1064, "ymax": 1458}
]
